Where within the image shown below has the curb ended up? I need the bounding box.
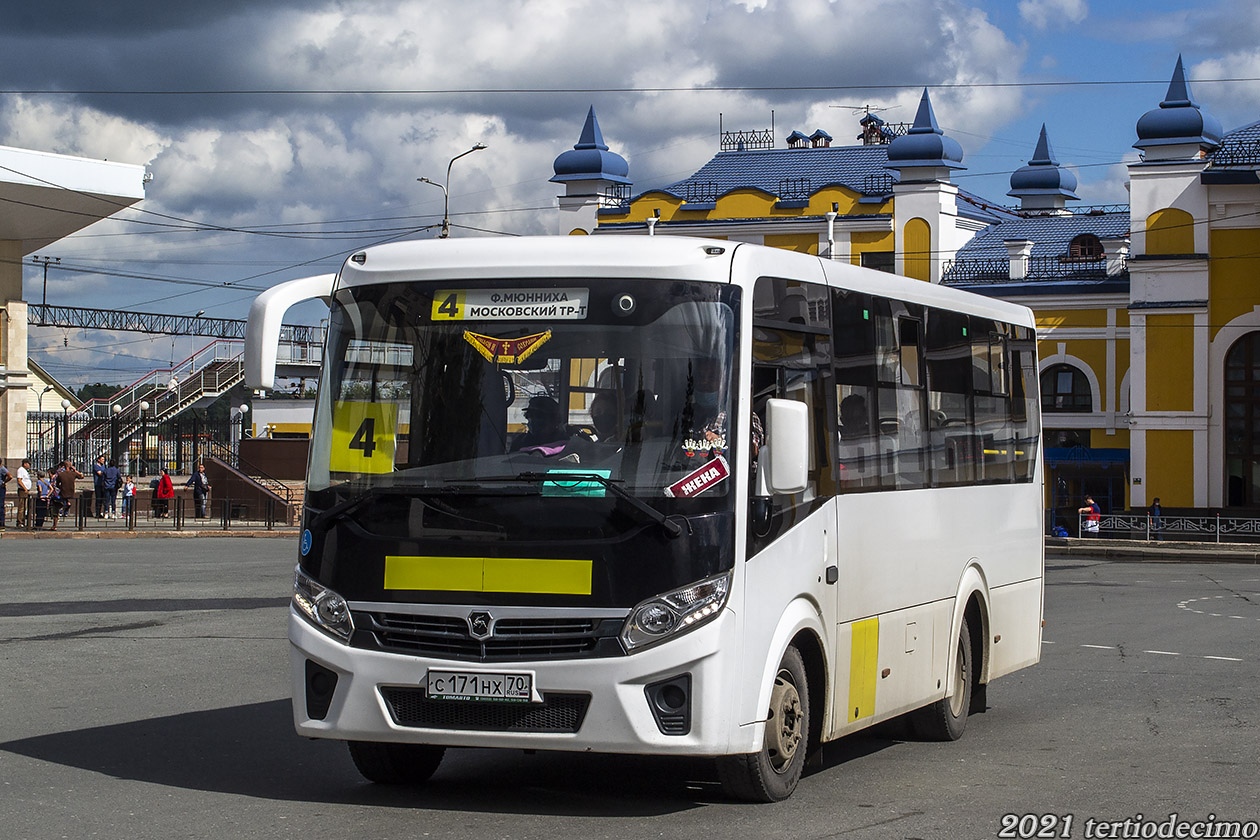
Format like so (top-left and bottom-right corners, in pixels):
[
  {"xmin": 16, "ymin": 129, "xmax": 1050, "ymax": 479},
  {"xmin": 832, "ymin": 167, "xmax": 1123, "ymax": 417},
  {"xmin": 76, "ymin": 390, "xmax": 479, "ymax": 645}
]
[
  {"xmin": 1047, "ymin": 537, "xmax": 1260, "ymax": 563},
  {"xmin": 0, "ymin": 528, "xmax": 300, "ymax": 540}
]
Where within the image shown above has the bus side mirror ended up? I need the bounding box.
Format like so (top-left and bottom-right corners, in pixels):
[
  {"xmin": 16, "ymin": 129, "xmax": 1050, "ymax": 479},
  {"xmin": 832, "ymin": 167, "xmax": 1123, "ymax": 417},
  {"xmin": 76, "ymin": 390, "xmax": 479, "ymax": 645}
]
[
  {"xmin": 244, "ymin": 274, "xmax": 337, "ymax": 391},
  {"xmin": 759, "ymin": 398, "xmax": 808, "ymax": 495}
]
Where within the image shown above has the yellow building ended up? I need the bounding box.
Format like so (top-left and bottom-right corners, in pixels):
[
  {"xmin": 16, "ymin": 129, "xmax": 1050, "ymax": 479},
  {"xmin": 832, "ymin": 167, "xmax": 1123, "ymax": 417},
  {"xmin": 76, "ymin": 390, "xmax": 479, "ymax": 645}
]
[{"xmin": 556, "ymin": 60, "xmax": 1260, "ymax": 515}]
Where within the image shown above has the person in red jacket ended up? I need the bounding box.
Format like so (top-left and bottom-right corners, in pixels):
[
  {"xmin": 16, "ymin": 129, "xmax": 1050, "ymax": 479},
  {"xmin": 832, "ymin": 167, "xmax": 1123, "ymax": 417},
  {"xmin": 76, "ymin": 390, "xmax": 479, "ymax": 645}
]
[{"xmin": 154, "ymin": 468, "xmax": 176, "ymax": 518}]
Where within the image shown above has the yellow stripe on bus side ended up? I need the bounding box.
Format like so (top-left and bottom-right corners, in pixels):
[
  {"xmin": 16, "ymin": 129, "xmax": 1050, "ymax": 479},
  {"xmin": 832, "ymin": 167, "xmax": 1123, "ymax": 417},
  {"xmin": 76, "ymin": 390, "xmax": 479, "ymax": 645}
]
[
  {"xmin": 848, "ymin": 617, "xmax": 879, "ymax": 722},
  {"xmin": 384, "ymin": 556, "xmax": 593, "ymax": 595}
]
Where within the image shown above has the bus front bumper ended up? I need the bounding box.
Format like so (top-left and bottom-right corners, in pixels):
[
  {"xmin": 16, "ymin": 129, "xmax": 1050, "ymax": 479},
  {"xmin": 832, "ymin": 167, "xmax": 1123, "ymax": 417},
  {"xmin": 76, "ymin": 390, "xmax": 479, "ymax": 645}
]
[{"xmin": 288, "ymin": 606, "xmax": 754, "ymax": 756}]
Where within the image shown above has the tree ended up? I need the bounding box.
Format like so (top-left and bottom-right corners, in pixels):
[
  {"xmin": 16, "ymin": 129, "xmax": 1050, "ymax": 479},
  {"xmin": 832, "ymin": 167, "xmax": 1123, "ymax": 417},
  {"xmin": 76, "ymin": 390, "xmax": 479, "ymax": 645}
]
[{"xmin": 76, "ymin": 382, "xmax": 123, "ymax": 402}]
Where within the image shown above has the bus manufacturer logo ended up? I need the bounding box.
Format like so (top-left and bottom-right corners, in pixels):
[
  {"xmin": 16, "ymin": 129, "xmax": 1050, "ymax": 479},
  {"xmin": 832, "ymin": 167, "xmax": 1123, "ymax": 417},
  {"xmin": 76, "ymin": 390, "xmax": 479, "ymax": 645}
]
[{"xmin": 467, "ymin": 611, "xmax": 494, "ymax": 640}]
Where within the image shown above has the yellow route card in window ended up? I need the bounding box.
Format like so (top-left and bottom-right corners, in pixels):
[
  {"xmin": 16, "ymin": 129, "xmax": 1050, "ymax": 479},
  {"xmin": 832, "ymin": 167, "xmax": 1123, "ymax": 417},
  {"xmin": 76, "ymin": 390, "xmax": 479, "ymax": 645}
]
[{"xmin": 329, "ymin": 401, "xmax": 398, "ymax": 473}]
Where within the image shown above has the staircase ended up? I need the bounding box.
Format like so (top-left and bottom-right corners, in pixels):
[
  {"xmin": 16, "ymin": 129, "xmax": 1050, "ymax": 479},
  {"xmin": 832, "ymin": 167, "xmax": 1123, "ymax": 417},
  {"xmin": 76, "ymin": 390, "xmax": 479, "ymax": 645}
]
[{"xmin": 74, "ymin": 340, "xmax": 246, "ymax": 441}]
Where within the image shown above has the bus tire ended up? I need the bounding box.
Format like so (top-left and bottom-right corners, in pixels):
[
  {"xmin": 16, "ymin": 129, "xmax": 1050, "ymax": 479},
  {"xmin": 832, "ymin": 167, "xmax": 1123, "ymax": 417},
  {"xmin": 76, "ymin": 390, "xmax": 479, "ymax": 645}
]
[
  {"xmin": 911, "ymin": 616, "xmax": 974, "ymax": 741},
  {"xmin": 716, "ymin": 645, "xmax": 810, "ymax": 802},
  {"xmin": 347, "ymin": 740, "xmax": 446, "ymax": 785}
]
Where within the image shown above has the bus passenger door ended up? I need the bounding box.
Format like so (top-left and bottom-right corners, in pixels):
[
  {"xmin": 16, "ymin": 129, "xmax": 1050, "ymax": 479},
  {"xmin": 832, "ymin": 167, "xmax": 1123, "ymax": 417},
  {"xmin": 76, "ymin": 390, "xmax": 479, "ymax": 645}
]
[{"xmin": 744, "ymin": 277, "xmax": 839, "ymax": 733}]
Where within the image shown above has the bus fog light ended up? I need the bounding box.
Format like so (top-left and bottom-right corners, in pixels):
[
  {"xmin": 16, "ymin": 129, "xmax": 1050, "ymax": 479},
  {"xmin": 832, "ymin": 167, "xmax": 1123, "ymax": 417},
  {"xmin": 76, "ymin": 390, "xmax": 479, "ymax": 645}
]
[
  {"xmin": 621, "ymin": 571, "xmax": 731, "ymax": 651},
  {"xmin": 293, "ymin": 566, "xmax": 355, "ymax": 644}
]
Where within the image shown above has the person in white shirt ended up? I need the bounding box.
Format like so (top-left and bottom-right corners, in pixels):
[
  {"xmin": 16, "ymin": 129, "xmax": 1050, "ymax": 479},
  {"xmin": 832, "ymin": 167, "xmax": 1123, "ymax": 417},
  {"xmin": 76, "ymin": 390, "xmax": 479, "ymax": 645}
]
[{"xmin": 15, "ymin": 459, "xmax": 33, "ymax": 528}]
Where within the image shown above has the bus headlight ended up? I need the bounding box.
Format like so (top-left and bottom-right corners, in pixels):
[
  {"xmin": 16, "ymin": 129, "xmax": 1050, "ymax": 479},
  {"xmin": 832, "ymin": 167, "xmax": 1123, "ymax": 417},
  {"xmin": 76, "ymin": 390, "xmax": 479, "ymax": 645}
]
[
  {"xmin": 621, "ymin": 571, "xmax": 731, "ymax": 651},
  {"xmin": 292, "ymin": 566, "xmax": 354, "ymax": 644}
]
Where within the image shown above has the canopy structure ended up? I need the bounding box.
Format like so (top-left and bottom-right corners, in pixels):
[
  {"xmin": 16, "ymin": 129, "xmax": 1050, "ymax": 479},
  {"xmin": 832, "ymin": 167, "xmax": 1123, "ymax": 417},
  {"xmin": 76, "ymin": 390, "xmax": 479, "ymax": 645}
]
[{"xmin": 0, "ymin": 143, "xmax": 147, "ymax": 460}]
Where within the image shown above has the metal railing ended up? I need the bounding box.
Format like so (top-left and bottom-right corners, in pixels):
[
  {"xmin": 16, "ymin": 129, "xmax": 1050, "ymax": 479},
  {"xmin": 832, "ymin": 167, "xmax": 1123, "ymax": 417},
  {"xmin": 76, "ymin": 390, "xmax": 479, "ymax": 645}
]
[
  {"xmin": 943, "ymin": 254, "xmax": 1125, "ymax": 285},
  {"xmin": 1211, "ymin": 139, "xmax": 1260, "ymax": 167},
  {"xmin": 1073, "ymin": 512, "xmax": 1260, "ymax": 543},
  {"xmin": 4, "ymin": 491, "xmax": 287, "ymax": 533},
  {"xmin": 720, "ymin": 128, "xmax": 774, "ymax": 152},
  {"xmin": 203, "ymin": 441, "xmax": 295, "ymax": 505}
]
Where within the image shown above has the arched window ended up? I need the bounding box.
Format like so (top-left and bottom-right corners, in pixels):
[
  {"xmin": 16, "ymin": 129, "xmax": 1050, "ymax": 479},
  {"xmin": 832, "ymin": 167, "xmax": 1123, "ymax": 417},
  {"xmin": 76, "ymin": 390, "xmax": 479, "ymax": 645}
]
[
  {"xmin": 1040, "ymin": 363, "xmax": 1092, "ymax": 412},
  {"xmin": 1225, "ymin": 332, "xmax": 1260, "ymax": 506},
  {"xmin": 1068, "ymin": 233, "xmax": 1103, "ymax": 261}
]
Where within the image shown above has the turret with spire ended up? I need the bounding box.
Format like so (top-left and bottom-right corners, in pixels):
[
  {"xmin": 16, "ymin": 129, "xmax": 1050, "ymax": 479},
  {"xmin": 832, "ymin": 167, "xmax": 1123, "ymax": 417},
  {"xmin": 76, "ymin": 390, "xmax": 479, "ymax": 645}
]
[
  {"xmin": 1134, "ymin": 55, "xmax": 1222, "ymax": 162},
  {"xmin": 552, "ymin": 106, "xmax": 631, "ymax": 235},
  {"xmin": 885, "ymin": 89, "xmax": 966, "ymax": 282},
  {"xmin": 1009, "ymin": 125, "xmax": 1079, "ymax": 212}
]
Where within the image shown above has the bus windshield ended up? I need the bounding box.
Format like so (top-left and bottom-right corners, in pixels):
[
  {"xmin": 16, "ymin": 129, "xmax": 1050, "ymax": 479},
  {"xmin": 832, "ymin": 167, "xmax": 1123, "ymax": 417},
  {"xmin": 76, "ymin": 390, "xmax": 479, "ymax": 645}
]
[{"xmin": 306, "ymin": 277, "xmax": 743, "ymax": 540}]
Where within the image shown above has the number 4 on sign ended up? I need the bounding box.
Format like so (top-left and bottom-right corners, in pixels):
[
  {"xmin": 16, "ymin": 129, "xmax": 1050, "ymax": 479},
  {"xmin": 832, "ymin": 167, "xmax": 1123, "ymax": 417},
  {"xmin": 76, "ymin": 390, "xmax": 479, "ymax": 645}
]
[
  {"xmin": 349, "ymin": 418, "xmax": 376, "ymax": 457},
  {"xmin": 330, "ymin": 401, "xmax": 397, "ymax": 473}
]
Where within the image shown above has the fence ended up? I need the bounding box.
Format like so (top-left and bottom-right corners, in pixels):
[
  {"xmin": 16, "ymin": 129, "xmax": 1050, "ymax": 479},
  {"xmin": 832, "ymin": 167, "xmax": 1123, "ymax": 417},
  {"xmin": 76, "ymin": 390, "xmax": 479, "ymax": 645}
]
[
  {"xmin": 3, "ymin": 488, "xmax": 288, "ymax": 533},
  {"xmin": 1068, "ymin": 511, "xmax": 1260, "ymax": 544},
  {"xmin": 27, "ymin": 412, "xmax": 236, "ymax": 477}
]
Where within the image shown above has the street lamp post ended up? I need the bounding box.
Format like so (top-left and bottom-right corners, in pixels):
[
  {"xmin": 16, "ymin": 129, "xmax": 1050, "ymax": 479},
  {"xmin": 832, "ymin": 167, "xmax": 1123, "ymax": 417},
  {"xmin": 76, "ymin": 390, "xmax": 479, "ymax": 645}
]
[
  {"xmin": 168, "ymin": 377, "xmax": 180, "ymax": 470},
  {"xmin": 111, "ymin": 404, "xmax": 122, "ymax": 464},
  {"xmin": 33, "ymin": 384, "xmax": 53, "ymax": 415},
  {"xmin": 138, "ymin": 400, "xmax": 150, "ymax": 476},
  {"xmin": 60, "ymin": 399, "xmax": 71, "ymax": 463},
  {"xmin": 418, "ymin": 143, "xmax": 486, "ymax": 238}
]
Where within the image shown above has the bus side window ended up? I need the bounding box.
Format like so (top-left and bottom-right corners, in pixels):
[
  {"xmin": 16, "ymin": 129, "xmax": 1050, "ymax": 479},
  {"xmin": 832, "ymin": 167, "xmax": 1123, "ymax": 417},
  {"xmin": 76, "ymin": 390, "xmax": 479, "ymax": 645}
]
[
  {"xmin": 832, "ymin": 288, "xmax": 880, "ymax": 492},
  {"xmin": 749, "ymin": 275, "xmax": 835, "ymax": 554}
]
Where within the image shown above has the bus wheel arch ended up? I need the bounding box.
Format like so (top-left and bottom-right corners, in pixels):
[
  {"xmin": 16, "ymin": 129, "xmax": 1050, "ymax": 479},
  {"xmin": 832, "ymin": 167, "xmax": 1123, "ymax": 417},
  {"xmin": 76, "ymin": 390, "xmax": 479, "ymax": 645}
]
[
  {"xmin": 911, "ymin": 574, "xmax": 990, "ymax": 741},
  {"xmin": 953, "ymin": 564, "xmax": 992, "ymax": 695},
  {"xmin": 717, "ymin": 641, "xmax": 815, "ymax": 802}
]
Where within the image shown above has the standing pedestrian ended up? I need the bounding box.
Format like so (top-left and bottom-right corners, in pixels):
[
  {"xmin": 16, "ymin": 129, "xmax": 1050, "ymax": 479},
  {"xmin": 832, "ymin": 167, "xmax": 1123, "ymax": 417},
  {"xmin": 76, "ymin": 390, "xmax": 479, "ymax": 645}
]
[
  {"xmin": 15, "ymin": 459, "xmax": 33, "ymax": 528},
  {"xmin": 33, "ymin": 471, "xmax": 52, "ymax": 530},
  {"xmin": 92, "ymin": 455, "xmax": 108, "ymax": 518},
  {"xmin": 155, "ymin": 468, "xmax": 175, "ymax": 518},
  {"xmin": 186, "ymin": 463, "xmax": 211, "ymax": 519},
  {"xmin": 104, "ymin": 459, "xmax": 121, "ymax": 519},
  {"xmin": 0, "ymin": 458, "xmax": 10, "ymax": 531},
  {"xmin": 47, "ymin": 474, "xmax": 64, "ymax": 531},
  {"xmin": 54, "ymin": 459, "xmax": 85, "ymax": 523},
  {"xmin": 1078, "ymin": 496, "xmax": 1101, "ymax": 536},
  {"xmin": 122, "ymin": 475, "xmax": 136, "ymax": 520},
  {"xmin": 1149, "ymin": 496, "xmax": 1163, "ymax": 541}
]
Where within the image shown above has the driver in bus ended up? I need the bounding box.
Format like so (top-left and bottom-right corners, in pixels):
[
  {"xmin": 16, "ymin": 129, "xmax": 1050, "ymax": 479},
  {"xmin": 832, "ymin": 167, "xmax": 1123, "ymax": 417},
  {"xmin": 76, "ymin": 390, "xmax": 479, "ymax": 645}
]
[{"xmin": 510, "ymin": 395, "xmax": 569, "ymax": 452}]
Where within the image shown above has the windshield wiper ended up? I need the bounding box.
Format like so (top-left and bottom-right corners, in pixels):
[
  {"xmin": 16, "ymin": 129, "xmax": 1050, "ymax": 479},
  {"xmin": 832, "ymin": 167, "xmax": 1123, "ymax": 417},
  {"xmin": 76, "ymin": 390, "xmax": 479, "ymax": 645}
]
[
  {"xmin": 308, "ymin": 483, "xmax": 511, "ymax": 534},
  {"xmin": 309, "ymin": 485, "xmax": 410, "ymax": 529},
  {"xmin": 513, "ymin": 471, "xmax": 683, "ymax": 538}
]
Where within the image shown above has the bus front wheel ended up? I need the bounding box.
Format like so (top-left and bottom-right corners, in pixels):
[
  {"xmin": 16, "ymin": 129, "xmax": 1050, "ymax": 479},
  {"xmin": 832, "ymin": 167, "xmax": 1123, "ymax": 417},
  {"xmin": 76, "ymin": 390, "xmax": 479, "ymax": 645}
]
[
  {"xmin": 347, "ymin": 740, "xmax": 446, "ymax": 785},
  {"xmin": 911, "ymin": 615, "xmax": 974, "ymax": 741},
  {"xmin": 717, "ymin": 645, "xmax": 810, "ymax": 802}
]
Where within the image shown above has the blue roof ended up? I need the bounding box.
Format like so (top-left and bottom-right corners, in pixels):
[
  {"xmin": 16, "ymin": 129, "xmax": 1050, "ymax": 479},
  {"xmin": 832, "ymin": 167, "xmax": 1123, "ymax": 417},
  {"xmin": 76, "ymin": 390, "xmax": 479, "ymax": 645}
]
[
  {"xmin": 640, "ymin": 143, "xmax": 895, "ymax": 202},
  {"xmin": 886, "ymin": 89, "xmax": 965, "ymax": 171},
  {"xmin": 951, "ymin": 209, "xmax": 1131, "ymax": 263},
  {"xmin": 551, "ymin": 106, "xmax": 631, "ymax": 185},
  {"xmin": 1009, "ymin": 124, "xmax": 1079, "ymax": 200},
  {"xmin": 1135, "ymin": 56, "xmax": 1222, "ymax": 152}
]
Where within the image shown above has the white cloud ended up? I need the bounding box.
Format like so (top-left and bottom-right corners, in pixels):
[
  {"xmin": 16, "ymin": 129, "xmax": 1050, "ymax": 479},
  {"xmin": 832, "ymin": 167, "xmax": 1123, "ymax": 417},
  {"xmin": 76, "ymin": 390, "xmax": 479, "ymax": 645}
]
[
  {"xmin": 0, "ymin": 0, "xmax": 1058, "ymax": 385},
  {"xmin": 1192, "ymin": 53, "xmax": 1260, "ymax": 130},
  {"xmin": 1018, "ymin": 0, "xmax": 1088, "ymax": 30},
  {"xmin": 0, "ymin": 97, "xmax": 165, "ymax": 166}
]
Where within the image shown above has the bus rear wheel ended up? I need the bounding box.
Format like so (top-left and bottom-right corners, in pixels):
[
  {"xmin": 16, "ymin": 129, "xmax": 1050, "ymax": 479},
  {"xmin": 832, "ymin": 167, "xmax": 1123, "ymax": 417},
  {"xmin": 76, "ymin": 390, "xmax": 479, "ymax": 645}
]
[
  {"xmin": 347, "ymin": 740, "xmax": 446, "ymax": 784},
  {"xmin": 717, "ymin": 645, "xmax": 810, "ymax": 802},
  {"xmin": 911, "ymin": 616, "xmax": 974, "ymax": 741}
]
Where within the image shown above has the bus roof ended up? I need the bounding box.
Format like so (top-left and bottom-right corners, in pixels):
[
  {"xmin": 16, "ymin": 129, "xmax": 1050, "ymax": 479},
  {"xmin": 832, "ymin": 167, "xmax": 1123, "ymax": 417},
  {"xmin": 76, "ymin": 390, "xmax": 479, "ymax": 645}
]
[{"xmin": 334, "ymin": 235, "xmax": 1034, "ymax": 329}]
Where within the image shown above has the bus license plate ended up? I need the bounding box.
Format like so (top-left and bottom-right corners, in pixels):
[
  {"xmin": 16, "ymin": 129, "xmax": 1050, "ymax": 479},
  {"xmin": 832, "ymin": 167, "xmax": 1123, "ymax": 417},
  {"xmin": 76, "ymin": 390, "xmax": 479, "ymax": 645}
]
[{"xmin": 426, "ymin": 669, "xmax": 534, "ymax": 702}]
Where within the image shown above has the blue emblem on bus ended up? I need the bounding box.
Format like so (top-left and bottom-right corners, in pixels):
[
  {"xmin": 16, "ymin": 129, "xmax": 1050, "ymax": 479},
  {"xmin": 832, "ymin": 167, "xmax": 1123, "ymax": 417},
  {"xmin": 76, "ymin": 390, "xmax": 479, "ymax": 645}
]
[{"xmin": 301, "ymin": 529, "xmax": 313, "ymax": 556}]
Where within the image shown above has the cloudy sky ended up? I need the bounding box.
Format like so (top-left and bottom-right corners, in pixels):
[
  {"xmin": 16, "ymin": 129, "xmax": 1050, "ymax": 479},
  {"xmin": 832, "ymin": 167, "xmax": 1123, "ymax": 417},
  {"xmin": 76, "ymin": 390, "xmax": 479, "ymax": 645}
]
[{"xmin": 5, "ymin": 0, "xmax": 1260, "ymax": 386}]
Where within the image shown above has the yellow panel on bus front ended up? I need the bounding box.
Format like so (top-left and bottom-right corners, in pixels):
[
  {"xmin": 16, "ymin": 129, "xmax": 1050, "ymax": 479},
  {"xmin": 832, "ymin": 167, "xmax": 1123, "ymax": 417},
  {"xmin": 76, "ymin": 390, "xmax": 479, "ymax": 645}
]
[
  {"xmin": 329, "ymin": 401, "xmax": 398, "ymax": 474},
  {"xmin": 848, "ymin": 617, "xmax": 879, "ymax": 722},
  {"xmin": 384, "ymin": 555, "xmax": 593, "ymax": 595}
]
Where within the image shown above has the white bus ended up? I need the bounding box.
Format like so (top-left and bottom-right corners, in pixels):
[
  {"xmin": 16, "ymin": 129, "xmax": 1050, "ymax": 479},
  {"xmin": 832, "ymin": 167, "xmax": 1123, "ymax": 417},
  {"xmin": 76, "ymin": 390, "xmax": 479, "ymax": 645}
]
[{"xmin": 245, "ymin": 236, "xmax": 1043, "ymax": 802}]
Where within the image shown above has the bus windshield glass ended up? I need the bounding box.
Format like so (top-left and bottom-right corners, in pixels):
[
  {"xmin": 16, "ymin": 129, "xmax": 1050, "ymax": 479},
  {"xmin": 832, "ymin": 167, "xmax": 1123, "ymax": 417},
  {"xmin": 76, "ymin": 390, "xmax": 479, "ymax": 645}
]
[{"xmin": 306, "ymin": 278, "xmax": 743, "ymax": 534}]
